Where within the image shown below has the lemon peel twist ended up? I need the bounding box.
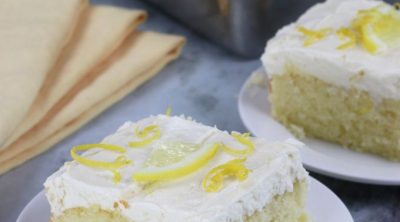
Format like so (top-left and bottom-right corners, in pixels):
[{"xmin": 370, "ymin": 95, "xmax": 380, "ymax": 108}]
[
  {"xmin": 71, "ymin": 144, "xmax": 132, "ymax": 183},
  {"xmin": 202, "ymin": 158, "xmax": 251, "ymax": 192},
  {"xmin": 297, "ymin": 26, "xmax": 332, "ymax": 47},
  {"xmin": 221, "ymin": 132, "xmax": 254, "ymax": 157},
  {"xmin": 129, "ymin": 125, "xmax": 161, "ymax": 148},
  {"xmin": 132, "ymin": 143, "xmax": 219, "ymax": 183}
]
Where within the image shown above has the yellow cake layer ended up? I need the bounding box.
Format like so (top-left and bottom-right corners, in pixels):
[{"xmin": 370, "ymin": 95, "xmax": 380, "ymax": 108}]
[
  {"xmin": 245, "ymin": 181, "xmax": 308, "ymax": 222},
  {"xmin": 269, "ymin": 72, "xmax": 400, "ymax": 160},
  {"xmin": 51, "ymin": 181, "xmax": 308, "ymax": 222}
]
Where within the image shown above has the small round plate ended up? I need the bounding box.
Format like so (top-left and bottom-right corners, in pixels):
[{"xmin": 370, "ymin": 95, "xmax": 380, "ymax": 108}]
[
  {"xmin": 17, "ymin": 177, "xmax": 353, "ymax": 222},
  {"xmin": 238, "ymin": 68, "xmax": 400, "ymax": 185}
]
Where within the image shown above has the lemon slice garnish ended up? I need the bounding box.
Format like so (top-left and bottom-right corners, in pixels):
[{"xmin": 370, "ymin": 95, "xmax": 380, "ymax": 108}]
[
  {"xmin": 132, "ymin": 143, "xmax": 219, "ymax": 183},
  {"xmin": 202, "ymin": 158, "xmax": 251, "ymax": 192},
  {"xmin": 145, "ymin": 141, "xmax": 201, "ymax": 167},
  {"xmin": 221, "ymin": 132, "xmax": 254, "ymax": 157},
  {"xmin": 71, "ymin": 144, "xmax": 132, "ymax": 183},
  {"xmin": 297, "ymin": 26, "xmax": 332, "ymax": 47},
  {"xmin": 129, "ymin": 125, "xmax": 161, "ymax": 148}
]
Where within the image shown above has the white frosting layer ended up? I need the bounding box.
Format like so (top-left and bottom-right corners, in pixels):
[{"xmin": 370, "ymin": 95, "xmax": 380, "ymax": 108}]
[
  {"xmin": 45, "ymin": 115, "xmax": 308, "ymax": 222},
  {"xmin": 262, "ymin": 0, "xmax": 400, "ymax": 100}
]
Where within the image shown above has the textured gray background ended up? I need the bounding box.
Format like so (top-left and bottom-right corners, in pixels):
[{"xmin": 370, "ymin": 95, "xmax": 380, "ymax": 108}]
[{"xmin": 0, "ymin": 0, "xmax": 399, "ymax": 221}]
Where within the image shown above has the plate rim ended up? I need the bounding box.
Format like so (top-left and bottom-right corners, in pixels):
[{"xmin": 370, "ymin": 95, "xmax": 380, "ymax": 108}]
[
  {"xmin": 17, "ymin": 177, "xmax": 353, "ymax": 222},
  {"xmin": 238, "ymin": 68, "xmax": 400, "ymax": 185},
  {"xmin": 17, "ymin": 190, "xmax": 48, "ymax": 222},
  {"xmin": 307, "ymin": 177, "xmax": 353, "ymax": 222}
]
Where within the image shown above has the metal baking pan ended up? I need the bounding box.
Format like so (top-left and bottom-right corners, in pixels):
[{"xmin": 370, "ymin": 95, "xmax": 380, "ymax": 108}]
[{"xmin": 142, "ymin": 0, "xmax": 323, "ymax": 57}]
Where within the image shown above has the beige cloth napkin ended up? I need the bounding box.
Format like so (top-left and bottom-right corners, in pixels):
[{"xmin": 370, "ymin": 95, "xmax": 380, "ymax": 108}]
[
  {"xmin": 0, "ymin": 0, "xmax": 87, "ymax": 146},
  {"xmin": 3, "ymin": 6, "xmax": 147, "ymax": 147},
  {"xmin": 0, "ymin": 32, "xmax": 185, "ymax": 174}
]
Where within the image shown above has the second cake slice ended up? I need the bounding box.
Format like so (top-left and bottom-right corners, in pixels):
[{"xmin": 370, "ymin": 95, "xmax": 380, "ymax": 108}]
[{"xmin": 262, "ymin": 0, "xmax": 400, "ymax": 160}]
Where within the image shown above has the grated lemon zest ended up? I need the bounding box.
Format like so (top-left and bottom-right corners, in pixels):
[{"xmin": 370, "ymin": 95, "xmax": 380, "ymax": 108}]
[
  {"xmin": 71, "ymin": 144, "xmax": 132, "ymax": 183},
  {"xmin": 347, "ymin": 5, "xmax": 400, "ymax": 53},
  {"xmin": 129, "ymin": 125, "xmax": 161, "ymax": 148},
  {"xmin": 336, "ymin": 28, "xmax": 357, "ymax": 50},
  {"xmin": 296, "ymin": 4, "xmax": 400, "ymax": 53},
  {"xmin": 132, "ymin": 143, "xmax": 219, "ymax": 183},
  {"xmin": 221, "ymin": 132, "xmax": 254, "ymax": 157},
  {"xmin": 202, "ymin": 158, "xmax": 251, "ymax": 192},
  {"xmin": 297, "ymin": 26, "xmax": 332, "ymax": 46}
]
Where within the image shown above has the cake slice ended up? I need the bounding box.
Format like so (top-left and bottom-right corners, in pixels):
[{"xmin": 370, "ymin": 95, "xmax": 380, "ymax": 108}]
[
  {"xmin": 45, "ymin": 115, "xmax": 309, "ymax": 222},
  {"xmin": 262, "ymin": 0, "xmax": 400, "ymax": 160}
]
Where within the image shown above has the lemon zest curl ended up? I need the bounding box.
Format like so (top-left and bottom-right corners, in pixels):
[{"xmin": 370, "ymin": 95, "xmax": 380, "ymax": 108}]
[
  {"xmin": 221, "ymin": 132, "xmax": 254, "ymax": 157},
  {"xmin": 202, "ymin": 158, "xmax": 251, "ymax": 192},
  {"xmin": 71, "ymin": 144, "xmax": 132, "ymax": 183},
  {"xmin": 336, "ymin": 28, "xmax": 357, "ymax": 50},
  {"xmin": 297, "ymin": 26, "xmax": 332, "ymax": 47},
  {"xmin": 166, "ymin": 106, "xmax": 172, "ymax": 116},
  {"xmin": 129, "ymin": 125, "xmax": 161, "ymax": 148}
]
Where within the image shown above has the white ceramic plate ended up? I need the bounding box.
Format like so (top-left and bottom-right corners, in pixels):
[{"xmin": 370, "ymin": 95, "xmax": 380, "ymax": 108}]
[
  {"xmin": 17, "ymin": 177, "xmax": 353, "ymax": 222},
  {"xmin": 239, "ymin": 68, "xmax": 400, "ymax": 185}
]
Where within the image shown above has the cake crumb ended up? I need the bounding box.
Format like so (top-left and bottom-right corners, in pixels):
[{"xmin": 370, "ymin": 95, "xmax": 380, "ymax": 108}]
[
  {"xmin": 113, "ymin": 202, "xmax": 119, "ymax": 209},
  {"xmin": 120, "ymin": 200, "xmax": 129, "ymax": 209}
]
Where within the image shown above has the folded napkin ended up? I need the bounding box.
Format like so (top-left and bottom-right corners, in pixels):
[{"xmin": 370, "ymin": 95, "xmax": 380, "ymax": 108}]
[
  {"xmin": 0, "ymin": 32, "xmax": 185, "ymax": 174},
  {"xmin": 3, "ymin": 6, "xmax": 147, "ymax": 147},
  {"xmin": 0, "ymin": 0, "xmax": 87, "ymax": 146}
]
